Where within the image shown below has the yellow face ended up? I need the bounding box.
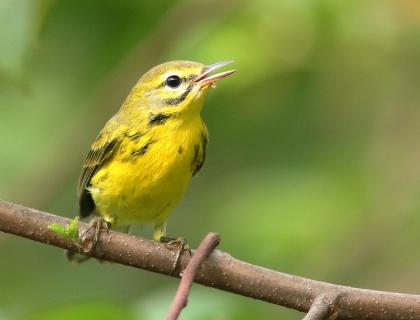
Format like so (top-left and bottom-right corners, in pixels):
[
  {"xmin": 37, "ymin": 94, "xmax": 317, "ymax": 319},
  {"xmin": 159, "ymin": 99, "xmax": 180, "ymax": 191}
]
[{"xmin": 125, "ymin": 60, "xmax": 235, "ymax": 116}]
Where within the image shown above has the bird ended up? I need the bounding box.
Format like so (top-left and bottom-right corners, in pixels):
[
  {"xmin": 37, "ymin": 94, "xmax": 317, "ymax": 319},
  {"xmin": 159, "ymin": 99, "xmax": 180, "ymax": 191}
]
[{"xmin": 77, "ymin": 60, "xmax": 235, "ymax": 243}]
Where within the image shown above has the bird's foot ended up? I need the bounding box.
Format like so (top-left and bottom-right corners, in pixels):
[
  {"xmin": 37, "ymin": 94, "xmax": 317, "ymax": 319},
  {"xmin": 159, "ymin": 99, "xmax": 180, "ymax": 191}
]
[
  {"xmin": 80, "ymin": 217, "xmax": 110, "ymax": 253},
  {"xmin": 160, "ymin": 236, "xmax": 191, "ymax": 271},
  {"xmin": 66, "ymin": 217, "xmax": 109, "ymax": 263}
]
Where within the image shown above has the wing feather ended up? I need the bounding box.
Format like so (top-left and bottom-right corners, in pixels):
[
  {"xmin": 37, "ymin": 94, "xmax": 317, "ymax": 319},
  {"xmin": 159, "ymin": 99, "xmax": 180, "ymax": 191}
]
[{"xmin": 78, "ymin": 133, "xmax": 119, "ymax": 217}]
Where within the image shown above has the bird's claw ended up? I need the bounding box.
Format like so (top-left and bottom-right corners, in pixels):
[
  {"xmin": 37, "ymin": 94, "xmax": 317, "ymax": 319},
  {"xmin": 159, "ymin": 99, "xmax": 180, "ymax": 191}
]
[
  {"xmin": 80, "ymin": 217, "xmax": 109, "ymax": 253},
  {"xmin": 160, "ymin": 236, "xmax": 191, "ymax": 271}
]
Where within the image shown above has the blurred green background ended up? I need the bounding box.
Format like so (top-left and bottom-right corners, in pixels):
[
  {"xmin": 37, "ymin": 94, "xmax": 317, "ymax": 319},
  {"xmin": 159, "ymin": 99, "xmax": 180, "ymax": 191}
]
[{"xmin": 1, "ymin": 0, "xmax": 420, "ymax": 319}]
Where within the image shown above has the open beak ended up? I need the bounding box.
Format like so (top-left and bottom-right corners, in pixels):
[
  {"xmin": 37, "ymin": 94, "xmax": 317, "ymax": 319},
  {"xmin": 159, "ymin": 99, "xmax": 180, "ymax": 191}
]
[{"xmin": 194, "ymin": 60, "xmax": 236, "ymax": 87}]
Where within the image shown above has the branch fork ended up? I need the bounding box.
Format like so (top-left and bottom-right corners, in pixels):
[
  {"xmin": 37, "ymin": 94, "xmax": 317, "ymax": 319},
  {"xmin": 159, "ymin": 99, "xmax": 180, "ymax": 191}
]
[{"xmin": 1, "ymin": 199, "xmax": 420, "ymax": 320}]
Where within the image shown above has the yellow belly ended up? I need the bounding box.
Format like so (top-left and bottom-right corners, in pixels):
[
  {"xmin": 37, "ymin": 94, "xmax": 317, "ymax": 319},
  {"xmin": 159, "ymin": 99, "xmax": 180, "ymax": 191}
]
[{"xmin": 89, "ymin": 121, "xmax": 206, "ymax": 227}]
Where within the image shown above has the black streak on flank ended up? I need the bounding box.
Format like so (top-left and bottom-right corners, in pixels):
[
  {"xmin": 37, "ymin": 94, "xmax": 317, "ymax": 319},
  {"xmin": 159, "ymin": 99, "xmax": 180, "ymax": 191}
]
[
  {"xmin": 178, "ymin": 145, "xmax": 184, "ymax": 154},
  {"xmin": 191, "ymin": 144, "xmax": 200, "ymax": 175},
  {"xmin": 192, "ymin": 131, "xmax": 208, "ymax": 176},
  {"xmin": 130, "ymin": 141, "xmax": 153, "ymax": 160},
  {"xmin": 201, "ymin": 131, "xmax": 208, "ymax": 150},
  {"xmin": 165, "ymin": 83, "xmax": 193, "ymax": 106},
  {"xmin": 149, "ymin": 113, "xmax": 172, "ymax": 126}
]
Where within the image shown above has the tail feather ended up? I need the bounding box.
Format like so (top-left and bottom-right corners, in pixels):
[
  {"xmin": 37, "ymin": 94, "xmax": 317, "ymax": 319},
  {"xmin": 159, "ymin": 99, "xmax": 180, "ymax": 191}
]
[{"xmin": 79, "ymin": 190, "xmax": 95, "ymax": 217}]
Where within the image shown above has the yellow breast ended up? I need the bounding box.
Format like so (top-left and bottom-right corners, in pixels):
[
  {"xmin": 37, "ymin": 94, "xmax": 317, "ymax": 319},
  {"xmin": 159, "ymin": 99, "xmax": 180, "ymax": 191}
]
[{"xmin": 89, "ymin": 116, "xmax": 208, "ymax": 226}]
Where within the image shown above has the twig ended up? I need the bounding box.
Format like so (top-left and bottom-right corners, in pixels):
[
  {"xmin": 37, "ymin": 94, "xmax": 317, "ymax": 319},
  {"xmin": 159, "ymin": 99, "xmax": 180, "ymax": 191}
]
[
  {"xmin": 166, "ymin": 232, "xmax": 221, "ymax": 320},
  {"xmin": 1, "ymin": 199, "xmax": 420, "ymax": 319},
  {"xmin": 303, "ymin": 295, "xmax": 334, "ymax": 320}
]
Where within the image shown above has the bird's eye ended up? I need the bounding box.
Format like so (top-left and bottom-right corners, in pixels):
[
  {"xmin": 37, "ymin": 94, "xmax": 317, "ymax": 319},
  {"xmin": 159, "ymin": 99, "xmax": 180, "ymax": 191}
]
[{"xmin": 165, "ymin": 75, "xmax": 182, "ymax": 88}]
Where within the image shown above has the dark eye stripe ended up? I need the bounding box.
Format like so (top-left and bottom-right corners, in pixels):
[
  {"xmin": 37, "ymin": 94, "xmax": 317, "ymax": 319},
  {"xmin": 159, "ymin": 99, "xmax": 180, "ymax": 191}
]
[
  {"xmin": 164, "ymin": 83, "xmax": 193, "ymax": 105},
  {"xmin": 185, "ymin": 74, "xmax": 198, "ymax": 82}
]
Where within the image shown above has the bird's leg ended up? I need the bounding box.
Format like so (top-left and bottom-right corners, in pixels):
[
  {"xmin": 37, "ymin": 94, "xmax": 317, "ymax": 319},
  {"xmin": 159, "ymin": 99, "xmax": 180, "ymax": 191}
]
[
  {"xmin": 154, "ymin": 222, "xmax": 190, "ymax": 271},
  {"xmin": 162, "ymin": 237, "xmax": 190, "ymax": 271},
  {"xmin": 80, "ymin": 216, "xmax": 110, "ymax": 253},
  {"xmin": 161, "ymin": 237, "xmax": 191, "ymax": 255},
  {"xmin": 66, "ymin": 216, "xmax": 110, "ymax": 263},
  {"xmin": 153, "ymin": 221, "xmax": 167, "ymax": 242}
]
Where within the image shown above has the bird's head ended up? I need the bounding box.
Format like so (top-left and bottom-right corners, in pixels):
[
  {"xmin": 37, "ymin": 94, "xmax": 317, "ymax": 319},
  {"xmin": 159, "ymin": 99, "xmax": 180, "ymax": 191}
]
[{"xmin": 123, "ymin": 60, "xmax": 235, "ymax": 118}]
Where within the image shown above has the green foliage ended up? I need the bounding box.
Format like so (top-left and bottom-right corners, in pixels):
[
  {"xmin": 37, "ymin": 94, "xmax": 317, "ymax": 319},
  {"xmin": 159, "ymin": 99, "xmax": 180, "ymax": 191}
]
[
  {"xmin": 47, "ymin": 217, "xmax": 79, "ymax": 240},
  {"xmin": 20, "ymin": 301, "xmax": 135, "ymax": 320},
  {"xmin": 1, "ymin": 0, "xmax": 420, "ymax": 319}
]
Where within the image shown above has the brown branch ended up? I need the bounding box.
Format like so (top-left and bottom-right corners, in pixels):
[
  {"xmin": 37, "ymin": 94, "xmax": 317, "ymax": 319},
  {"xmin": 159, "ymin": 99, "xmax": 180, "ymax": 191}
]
[
  {"xmin": 166, "ymin": 233, "xmax": 221, "ymax": 320},
  {"xmin": 303, "ymin": 295, "xmax": 335, "ymax": 320},
  {"xmin": 1, "ymin": 199, "xmax": 420, "ymax": 319}
]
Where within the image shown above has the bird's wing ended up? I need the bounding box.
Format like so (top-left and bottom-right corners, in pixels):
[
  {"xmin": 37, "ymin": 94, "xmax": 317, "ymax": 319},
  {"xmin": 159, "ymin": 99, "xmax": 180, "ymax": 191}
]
[{"xmin": 78, "ymin": 130, "xmax": 119, "ymax": 217}]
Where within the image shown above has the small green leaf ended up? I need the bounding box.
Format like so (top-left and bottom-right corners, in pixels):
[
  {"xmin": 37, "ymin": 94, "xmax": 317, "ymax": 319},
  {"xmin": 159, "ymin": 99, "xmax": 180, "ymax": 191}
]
[
  {"xmin": 47, "ymin": 223, "xmax": 67, "ymax": 236},
  {"xmin": 67, "ymin": 216, "xmax": 80, "ymax": 239},
  {"xmin": 48, "ymin": 217, "xmax": 79, "ymax": 240}
]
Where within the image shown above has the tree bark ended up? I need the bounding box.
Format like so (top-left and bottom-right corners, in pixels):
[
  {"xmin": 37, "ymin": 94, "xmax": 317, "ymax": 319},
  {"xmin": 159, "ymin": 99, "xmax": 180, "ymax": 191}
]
[{"xmin": 0, "ymin": 199, "xmax": 419, "ymax": 319}]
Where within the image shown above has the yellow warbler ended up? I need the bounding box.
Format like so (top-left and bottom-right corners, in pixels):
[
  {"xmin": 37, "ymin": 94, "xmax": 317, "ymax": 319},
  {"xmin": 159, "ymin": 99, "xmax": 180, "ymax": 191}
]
[{"xmin": 78, "ymin": 60, "xmax": 235, "ymax": 241}]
